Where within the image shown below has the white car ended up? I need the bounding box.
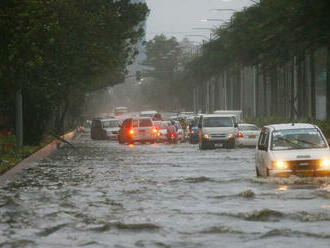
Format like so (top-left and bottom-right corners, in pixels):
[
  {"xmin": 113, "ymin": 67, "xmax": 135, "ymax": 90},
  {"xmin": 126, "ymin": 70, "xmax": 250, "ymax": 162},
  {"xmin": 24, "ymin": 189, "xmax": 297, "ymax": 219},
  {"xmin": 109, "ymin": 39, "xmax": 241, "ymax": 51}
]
[
  {"xmin": 155, "ymin": 121, "xmax": 184, "ymax": 143},
  {"xmin": 102, "ymin": 118, "xmax": 121, "ymax": 140},
  {"xmin": 255, "ymin": 123, "xmax": 330, "ymax": 177},
  {"xmin": 118, "ymin": 117, "xmax": 158, "ymax": 144},
  {"xmin": 139, "ymin": 110, "xmax": 158, "ymax": 118},
  {"xmin": 236, "ymin": 123, "xmax": 260, "ymax": 147},
  {"xmin": 198, "ymin": 114, "xmax": 237, "ymax": 149}
]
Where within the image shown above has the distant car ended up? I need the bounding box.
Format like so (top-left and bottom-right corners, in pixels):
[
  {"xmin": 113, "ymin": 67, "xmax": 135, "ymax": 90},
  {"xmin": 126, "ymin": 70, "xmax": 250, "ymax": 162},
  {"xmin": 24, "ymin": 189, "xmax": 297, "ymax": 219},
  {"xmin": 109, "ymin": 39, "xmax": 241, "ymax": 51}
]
[
  {"xmin": 101, "ymin": 118, "xmax": 121, "ymax": 140},
  {"xmin": 198, "ymin": 114, "xmax": 238, "ymax": 149},
  {"xmin": 155, "ymin": 121, "xmax": 170, "ymax": 143},
  {"xmin": 139, "ymin": 110, "xmax": 158, "ymax": 118},
  {"xmin": 175, "ymin": 121, "xmax": 185, "ymax": 142},
  {"xmin": 155, "ymin": 121, "xmax": 184, "ymax": 143},
  {"xmin": 236, "ymin": 123, "xmax": 260, "ymax": 147},
  {"xmin": 188, "ymin": 117, "xmax": 199, "ymax": 144},
  {"xmin": 114, "ymin": 106, "xmax": 128, "ymax": 116},
  {"xmin": 91, "ymin": 118, "xmax": 108, "ymax": 140},
  {"xmin": 118, "ymin": 117, "xmax": 158, "ymax": 144},
  {"xmin": 256, "ymin": 123, "xmax": 330, "ymax": 177}
]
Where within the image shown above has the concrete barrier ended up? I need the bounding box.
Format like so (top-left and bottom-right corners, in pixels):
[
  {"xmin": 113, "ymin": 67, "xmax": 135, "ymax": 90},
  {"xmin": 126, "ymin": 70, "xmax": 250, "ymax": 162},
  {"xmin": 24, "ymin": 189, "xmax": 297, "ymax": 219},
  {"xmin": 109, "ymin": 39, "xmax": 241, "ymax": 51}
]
[{"xmin": 0, "ymin": 128, "xmax": 82, "ymax": 186}]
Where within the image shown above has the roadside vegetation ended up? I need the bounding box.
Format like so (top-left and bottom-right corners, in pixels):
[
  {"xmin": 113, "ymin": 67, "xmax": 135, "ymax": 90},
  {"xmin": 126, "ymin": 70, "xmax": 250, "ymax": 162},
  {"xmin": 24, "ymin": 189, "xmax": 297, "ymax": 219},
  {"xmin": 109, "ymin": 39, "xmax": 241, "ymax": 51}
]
[
  {"xmin": 0, "ymin": 132, "xmax": 54, "ymax": 174},
  {"xmin": 0, "ymin": 0, "xmax": 149, "ymax": 145},
  {"xmin": 141, "ymin": 0, "xmax": 330, "ymax": 121},
  {"xmin": 182, "ymin": 0, "xmax": 330, "ymax": 118}
]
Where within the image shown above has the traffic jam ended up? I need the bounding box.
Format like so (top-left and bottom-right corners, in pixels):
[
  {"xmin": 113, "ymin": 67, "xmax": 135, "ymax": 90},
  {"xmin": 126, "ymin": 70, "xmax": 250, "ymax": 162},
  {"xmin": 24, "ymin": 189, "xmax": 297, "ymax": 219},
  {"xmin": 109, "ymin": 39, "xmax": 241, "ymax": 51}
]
[{"xmin": 88, "ymin": 107, "xmax": 330, "ymax": 178}]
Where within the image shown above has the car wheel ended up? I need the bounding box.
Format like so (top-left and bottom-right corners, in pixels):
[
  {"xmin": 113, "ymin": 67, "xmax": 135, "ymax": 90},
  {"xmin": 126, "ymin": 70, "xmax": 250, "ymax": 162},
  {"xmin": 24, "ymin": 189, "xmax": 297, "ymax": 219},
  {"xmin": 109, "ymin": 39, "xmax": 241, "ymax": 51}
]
[
  {"xmin": 256, "ymin": 166, "xmax": 260, "ymax": 177},
  {"xmin": 226, "ymin": 139, "xmax": 235, "ymax": 149},
  {"xmin": 199, "ymin": 142, "xmax": 209, "ymax": 150},
  {"xmin": 266, "ymin": 168, "xmax": 270, "ymax": 177}
]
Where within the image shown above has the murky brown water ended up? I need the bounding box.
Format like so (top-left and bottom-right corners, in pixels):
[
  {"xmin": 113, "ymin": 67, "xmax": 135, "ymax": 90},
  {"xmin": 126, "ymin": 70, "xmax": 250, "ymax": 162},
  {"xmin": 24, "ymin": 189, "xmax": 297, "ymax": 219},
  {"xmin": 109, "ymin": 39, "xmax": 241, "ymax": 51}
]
[{"xmin": 1, "ymin": 133, "xmax": 330, "ymax": 247}]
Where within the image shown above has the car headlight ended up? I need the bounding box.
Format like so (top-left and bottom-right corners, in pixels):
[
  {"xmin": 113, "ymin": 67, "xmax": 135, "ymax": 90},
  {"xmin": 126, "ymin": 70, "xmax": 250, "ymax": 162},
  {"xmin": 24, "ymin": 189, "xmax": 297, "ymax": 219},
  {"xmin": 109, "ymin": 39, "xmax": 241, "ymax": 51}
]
[
  {"xmin": 320, "ymin": 159, "xmax": 330, "ymax": 169},
  {"xmin": 272, "ymin": 161, "xmax": 289, "ymax": 170},
  {"xmin": 227, "ymin": 133, "xmax": 234, "ymax": 139},
  {"xmin": 203, "ymin": 134, "xmax": 210, "ymax": 139}
]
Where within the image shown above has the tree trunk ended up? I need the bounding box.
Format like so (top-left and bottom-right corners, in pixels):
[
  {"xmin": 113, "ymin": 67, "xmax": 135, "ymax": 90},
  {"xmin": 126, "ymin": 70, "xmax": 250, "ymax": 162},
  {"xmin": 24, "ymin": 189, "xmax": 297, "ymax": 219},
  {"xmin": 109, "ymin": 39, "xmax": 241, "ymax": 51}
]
[
  {"xmin": 270, "ymin": 65, "xmax": 278, "ymax": 117},
  {"xmin": 310, "ymin": 51, "xmax": 316, "ymax": 119},
  {"xmin": 255, "ymin": 65, "xmax": 259, "ymax": 117},
  {"xmin": 262, "ymin": 67, "xmax": 268, "ymax": 117},
  {"xmin": 327, "ymin": 46, "xmax": 330, "ymax": 119},
  {"xmin": 55, "ymin": 96, "xmax": 69, "ymax": 135}
]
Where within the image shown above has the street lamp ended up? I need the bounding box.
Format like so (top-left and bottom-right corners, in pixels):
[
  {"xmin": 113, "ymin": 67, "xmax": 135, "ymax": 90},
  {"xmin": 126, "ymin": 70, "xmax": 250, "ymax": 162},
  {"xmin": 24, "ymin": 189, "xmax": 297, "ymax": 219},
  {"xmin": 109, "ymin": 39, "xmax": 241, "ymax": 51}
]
[
  {"xmin": 192, "ymin": 28, "xmax": 213, "ymax": 30},
  {"xmin": 210, "ymin": 8, "xmax": 237, "ymax": 12},
  {"xmin": 200, "ymin": 18, "xmax": 226, "ymax": 22},
  {"xmin": 185, "ymin": 34, "xmax": 210, "ymax": 40}
]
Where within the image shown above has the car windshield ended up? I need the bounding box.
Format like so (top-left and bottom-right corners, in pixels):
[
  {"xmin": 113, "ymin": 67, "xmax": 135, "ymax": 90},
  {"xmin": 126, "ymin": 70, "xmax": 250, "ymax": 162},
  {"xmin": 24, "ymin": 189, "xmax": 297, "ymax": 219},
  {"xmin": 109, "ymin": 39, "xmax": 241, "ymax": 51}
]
[
  {"xmin": 271, "ymin": 128, "xmax": 327, "ymax": 150},
  {"xmin": 203, "ymin": 117, "xmax": 233, "ymax": 127},
  {"xmin": 102, "ymin": 120, "xmax": 119, "ymax": 128},
  {"xmin": 160, "ymin": 122, "xmax": 170, "ymax": 129},
  {"xmin": 239, "ymin": 125, "xmax": 259, "ymax": 131},
  {"xmin": 139, "ymin": 119, "xmax": 153, "ymax": 127}
]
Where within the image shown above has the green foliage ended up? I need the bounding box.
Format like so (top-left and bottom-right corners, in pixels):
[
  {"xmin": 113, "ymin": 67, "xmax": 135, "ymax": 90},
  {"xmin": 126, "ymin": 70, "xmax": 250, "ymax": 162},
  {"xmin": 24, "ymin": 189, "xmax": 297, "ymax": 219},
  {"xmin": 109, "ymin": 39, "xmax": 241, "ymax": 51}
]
[
  {"xmin": 142, "ymin": 35, "xmax": 195, "ymax": 110},
  {"xmin": 144, "ymin": 34, "xmax": 183, "ymax": 81},
  {"xmin": 0, "ymin": 0, "xmax": 149, "ymax": 144},
  {"xmin": 184, "ymin": 0, "xmax": 330, "ymax": 82}
]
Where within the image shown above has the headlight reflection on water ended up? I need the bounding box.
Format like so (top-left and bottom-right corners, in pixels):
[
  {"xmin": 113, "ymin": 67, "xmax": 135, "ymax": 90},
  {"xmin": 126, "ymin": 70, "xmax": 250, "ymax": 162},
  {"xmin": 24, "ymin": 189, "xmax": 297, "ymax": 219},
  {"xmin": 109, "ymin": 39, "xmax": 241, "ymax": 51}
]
[{"xmin": 277, "ymin": 185, "xmax": 288, "ymax": 191}]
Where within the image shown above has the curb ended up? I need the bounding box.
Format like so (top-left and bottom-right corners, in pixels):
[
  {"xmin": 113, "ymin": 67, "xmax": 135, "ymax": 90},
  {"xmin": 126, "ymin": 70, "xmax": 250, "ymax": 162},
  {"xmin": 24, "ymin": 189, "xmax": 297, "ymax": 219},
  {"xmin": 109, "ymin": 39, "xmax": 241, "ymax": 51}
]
[{"xmin": 0, "ymin": 128, "xmax": 82, "ymax": 186}]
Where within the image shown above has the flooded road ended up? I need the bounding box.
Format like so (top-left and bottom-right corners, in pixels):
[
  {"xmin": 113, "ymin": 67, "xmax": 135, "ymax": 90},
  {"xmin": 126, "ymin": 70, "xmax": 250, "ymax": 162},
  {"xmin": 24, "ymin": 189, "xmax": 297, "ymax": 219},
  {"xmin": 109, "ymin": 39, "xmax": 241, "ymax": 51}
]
[{"xmin": 1, "ymin": 133, "xmax": 330, "ymax": 247}]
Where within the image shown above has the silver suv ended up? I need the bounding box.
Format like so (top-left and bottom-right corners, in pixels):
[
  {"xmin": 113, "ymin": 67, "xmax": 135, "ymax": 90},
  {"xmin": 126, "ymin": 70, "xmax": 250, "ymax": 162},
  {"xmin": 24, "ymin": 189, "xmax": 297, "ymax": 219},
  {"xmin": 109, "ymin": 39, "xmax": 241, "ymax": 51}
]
[{"xmin": 198, "ymin": 114, "xmax": 237, "ymax": 149}]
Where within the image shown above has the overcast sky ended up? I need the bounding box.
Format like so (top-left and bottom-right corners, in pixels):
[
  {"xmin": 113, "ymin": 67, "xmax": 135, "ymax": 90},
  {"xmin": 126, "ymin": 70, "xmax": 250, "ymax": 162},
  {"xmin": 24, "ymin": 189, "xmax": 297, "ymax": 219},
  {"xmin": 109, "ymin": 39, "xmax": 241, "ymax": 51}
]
[{"xmin": 145, "ymin": 0, "xmax": 254, "ymax": 43}]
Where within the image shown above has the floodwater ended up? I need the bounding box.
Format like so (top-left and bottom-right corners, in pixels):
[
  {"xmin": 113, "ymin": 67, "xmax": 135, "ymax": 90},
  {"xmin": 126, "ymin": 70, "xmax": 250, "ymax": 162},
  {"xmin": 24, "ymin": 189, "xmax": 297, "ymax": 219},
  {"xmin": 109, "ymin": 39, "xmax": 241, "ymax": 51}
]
[{"xmin": 1, "ymin": 132, "xmax": 330, "ymax": 247}]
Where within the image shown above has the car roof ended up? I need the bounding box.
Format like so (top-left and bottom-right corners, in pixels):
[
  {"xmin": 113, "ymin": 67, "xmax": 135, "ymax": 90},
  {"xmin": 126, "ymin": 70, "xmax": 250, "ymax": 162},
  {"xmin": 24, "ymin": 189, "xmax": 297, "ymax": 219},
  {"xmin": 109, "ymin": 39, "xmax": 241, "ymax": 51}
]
[
  {"xmin": 238, "ymin": 123, "xmax": 258, "ymax": 126},
  {"xmin": 132, "ymin": 117, "xmax": 153, "ymax": 120},
  {"xmin": 140, "ymin": 110, "xmax": 157, "ymax": 114},
  {"xmin": 201, "ymin": 114, "xmax": 235, "ymax": 118},
  {"xmin": 102, "ymin": 118, "xmax": 120, "ymax": 121},
  {"xmin": 265, "ymin": 123, "xmax": 317, "ymax": 131}
]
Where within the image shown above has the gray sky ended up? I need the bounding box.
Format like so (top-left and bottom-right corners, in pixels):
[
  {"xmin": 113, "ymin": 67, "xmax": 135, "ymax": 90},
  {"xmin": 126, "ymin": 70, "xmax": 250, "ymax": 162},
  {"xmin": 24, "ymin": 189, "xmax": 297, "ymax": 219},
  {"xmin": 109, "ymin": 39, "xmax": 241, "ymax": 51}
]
[{"xmin": 145, "ymin": 0, "xmax": 254, "ymax": 43}]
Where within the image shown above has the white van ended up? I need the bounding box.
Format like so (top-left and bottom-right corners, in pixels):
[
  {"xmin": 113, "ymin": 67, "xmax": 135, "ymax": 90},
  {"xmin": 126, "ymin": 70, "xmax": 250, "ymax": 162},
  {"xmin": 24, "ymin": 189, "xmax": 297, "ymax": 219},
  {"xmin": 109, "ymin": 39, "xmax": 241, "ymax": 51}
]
[
  {"xmin": 139, "ymin": 110, "xmax": 158, "ymax": 118},
  {"xmin": 198, "ymin": 114, "xmax": 238, "ymax": 149},
  {"xmin": 118, "ymin": 117, "xmax": 158, "ymax": 144},
  {"xmin": 213, "ymin": 110, "xmax": 242, "ymax": 123},
  {"xmin": 255, "ymin": 123, "xmax": 330, "ymax": 177}
]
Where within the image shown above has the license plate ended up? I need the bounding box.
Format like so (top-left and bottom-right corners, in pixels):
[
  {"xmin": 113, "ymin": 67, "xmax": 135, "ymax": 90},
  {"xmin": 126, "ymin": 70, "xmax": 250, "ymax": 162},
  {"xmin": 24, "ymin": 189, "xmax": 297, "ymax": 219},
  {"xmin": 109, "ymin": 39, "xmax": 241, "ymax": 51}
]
[
  {"xmin": 139, "ymin": 130, "xmax": 145, "ymax": 133},
  {"xmin": 299, "ymin": 162, "xmax": 309, "ymax": 166},
  {"xmin": 248, "ymin": 135, "xmax": 256, "ymax": 139}
]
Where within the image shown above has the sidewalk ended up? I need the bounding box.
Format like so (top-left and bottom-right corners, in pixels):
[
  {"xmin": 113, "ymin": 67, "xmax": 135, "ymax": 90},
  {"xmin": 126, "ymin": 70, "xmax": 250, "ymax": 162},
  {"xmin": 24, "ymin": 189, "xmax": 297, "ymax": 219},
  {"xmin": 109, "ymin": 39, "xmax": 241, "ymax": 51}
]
[{"xmin": 0, "ymin": 128, "xmax": 83, "ymax": 186}]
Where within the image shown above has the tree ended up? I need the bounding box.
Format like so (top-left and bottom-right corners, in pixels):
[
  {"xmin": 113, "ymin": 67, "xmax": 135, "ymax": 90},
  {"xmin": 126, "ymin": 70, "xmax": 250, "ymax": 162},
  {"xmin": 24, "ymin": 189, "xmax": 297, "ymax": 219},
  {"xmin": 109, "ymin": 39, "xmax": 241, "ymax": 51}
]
[{"xmin": 0, "ymin": 0, "xmax": 149, "ymax": 143}]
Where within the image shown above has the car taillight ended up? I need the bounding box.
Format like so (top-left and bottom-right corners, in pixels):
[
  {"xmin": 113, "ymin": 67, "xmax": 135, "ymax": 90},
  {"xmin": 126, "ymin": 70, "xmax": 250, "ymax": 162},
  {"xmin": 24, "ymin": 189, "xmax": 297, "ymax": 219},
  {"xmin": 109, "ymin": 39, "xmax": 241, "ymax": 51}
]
[
  {"xmin": 237, "ymin": 132, "xmax": 243, "ymax": 138},
  {"xmin": 152, "ymin": 128, "xmax": 158, "ymax": 134},
  {"xmin": 171, "ymin": 133, "xmax": 174, "ymax": 137},
  {"xmin": 129, "ymin": 129, "xmax": 134, "ymax": 135}
]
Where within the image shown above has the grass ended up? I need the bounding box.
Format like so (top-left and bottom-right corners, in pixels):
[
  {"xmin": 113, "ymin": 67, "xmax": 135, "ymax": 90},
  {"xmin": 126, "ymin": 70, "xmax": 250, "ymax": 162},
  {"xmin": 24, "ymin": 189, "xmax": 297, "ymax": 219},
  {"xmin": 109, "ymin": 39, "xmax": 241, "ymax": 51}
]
[{"xmin": 0, "ymin": 136, "xmax": 54, "ymax": 175}]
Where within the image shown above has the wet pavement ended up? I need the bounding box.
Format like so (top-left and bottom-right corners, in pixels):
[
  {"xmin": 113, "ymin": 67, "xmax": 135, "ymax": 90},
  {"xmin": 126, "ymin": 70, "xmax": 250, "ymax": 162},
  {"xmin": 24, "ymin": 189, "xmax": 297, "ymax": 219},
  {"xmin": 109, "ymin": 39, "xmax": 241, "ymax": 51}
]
[{"xmin": 1, "ymin": 132, "xmax": 330, "ymax": 247}]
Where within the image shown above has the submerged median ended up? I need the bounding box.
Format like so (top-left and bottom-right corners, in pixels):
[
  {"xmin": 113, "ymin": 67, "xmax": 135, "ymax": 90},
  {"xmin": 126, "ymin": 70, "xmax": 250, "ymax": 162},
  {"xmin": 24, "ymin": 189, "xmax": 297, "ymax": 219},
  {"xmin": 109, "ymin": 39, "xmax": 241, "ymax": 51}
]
[{"xmin": 0, "ymin": 128, "xmax": 83, "ymax": 178}]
